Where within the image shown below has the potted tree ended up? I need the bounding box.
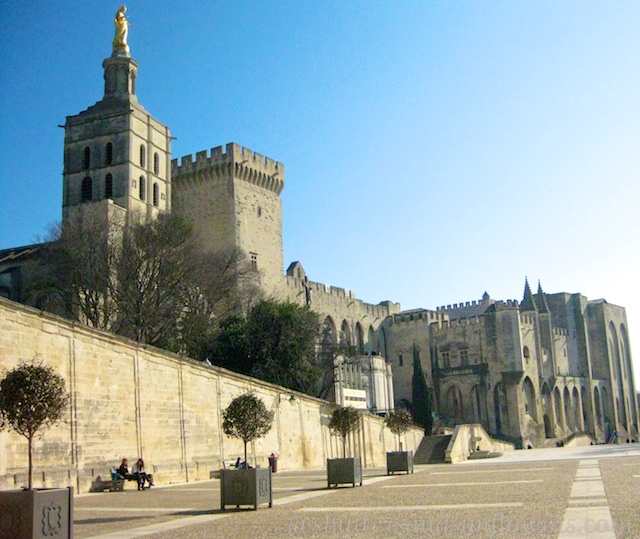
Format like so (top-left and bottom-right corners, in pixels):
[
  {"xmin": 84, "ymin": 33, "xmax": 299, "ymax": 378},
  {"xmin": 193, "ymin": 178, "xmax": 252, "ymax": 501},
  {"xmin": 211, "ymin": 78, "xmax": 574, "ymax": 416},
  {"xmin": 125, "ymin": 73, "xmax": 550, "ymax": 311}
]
[
  {"xmin": 220, "ymin": 392, "xmax": 274, "ymax": 510},
  {"xmin": 384, "ymin": 409, "xmax": 415, "ymax": 474},
  {"xmin": 327, "ymin": 406, "xmax": 362, "ymax": 488},
  {"xmin": 0, "ymin": 361, "xmax": 73, "ymax": 538}
]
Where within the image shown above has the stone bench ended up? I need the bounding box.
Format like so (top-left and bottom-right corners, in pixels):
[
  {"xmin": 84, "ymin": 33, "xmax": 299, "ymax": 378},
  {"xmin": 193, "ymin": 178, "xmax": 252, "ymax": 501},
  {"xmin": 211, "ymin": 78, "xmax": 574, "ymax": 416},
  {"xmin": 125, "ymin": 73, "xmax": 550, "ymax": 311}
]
[{"xmin": 99, "ymin": 479, "xmax": 126, "ymax": 492}]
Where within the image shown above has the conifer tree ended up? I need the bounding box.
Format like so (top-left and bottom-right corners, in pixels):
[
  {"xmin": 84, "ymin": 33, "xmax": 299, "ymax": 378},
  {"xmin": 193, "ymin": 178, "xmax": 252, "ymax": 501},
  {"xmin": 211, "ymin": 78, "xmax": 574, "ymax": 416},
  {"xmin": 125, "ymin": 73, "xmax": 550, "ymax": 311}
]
[{"xmin": 411, "ymin": 345, "xmax": 433, "ymax": 435}]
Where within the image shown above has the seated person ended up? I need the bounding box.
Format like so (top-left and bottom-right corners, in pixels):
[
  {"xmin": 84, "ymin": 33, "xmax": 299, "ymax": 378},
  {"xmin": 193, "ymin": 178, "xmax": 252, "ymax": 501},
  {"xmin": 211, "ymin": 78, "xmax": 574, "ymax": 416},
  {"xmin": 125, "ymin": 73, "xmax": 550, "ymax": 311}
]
[
  {"xmin": 116, "ymin": 458, "xmax": 135, "ymax": 480},
  {"xmin": 133, "ymin": 458, "xmax": 154, "ymax": 490}
]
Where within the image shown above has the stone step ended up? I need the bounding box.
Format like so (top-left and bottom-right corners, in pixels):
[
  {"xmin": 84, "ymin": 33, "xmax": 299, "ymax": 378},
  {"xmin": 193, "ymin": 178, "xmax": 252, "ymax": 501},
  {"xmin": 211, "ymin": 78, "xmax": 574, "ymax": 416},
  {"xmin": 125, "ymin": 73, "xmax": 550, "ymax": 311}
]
[
  {"xmin": 414, "ymin": 435, "xmax": 452, "ymax": 464},
  {"xmin": 468, "ymin": 450, "xmax": 502, "ymax": 460}
]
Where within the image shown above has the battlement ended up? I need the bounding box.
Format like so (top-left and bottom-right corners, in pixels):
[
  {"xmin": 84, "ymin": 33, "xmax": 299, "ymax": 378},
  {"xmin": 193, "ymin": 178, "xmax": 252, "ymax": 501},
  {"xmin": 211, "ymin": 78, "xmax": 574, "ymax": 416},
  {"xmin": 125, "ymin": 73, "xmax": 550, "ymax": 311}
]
[
  {"xmin": 171, "ymin": 142, "xmax": 284, "ymax": 195},
  {"xmin": 553, "ymin": 327, "xmax": 568, "ymax": 337},
  {"xmin": 284, "ymin": 275, "xmax": 397, "ymax": 319},
  {"xmin": 430, "ymin": 316, "xmax": 482, "ymax": 332},
  {"xmin": 437, "ymin": 299, "xmax": 483, "ymax": 311},
  {"xmin": 490, "ymin": 299, "xmax": 520, "ymax": 310},
  {"xmin": 389, "ymin": 310, "xmax": 447, "ymax": 326},
  {"xmin": 437, "ymin": 293, "xmax": 494, "ymax": 320}
]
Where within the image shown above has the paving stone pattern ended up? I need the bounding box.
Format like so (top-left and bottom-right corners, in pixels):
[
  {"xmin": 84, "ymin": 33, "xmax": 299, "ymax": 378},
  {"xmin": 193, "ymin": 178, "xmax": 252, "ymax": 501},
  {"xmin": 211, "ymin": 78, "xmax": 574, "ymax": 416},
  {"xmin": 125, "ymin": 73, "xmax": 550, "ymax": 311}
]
[{"xmin": 73, "ymin": 443, "xmax": 640, "ymax": 539}]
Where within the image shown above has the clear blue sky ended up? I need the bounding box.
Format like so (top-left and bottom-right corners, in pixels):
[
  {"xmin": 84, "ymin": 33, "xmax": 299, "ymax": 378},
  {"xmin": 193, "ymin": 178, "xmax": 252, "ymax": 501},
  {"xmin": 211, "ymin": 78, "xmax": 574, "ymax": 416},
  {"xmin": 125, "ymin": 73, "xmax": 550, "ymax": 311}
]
[{"xmin": 1, "ymin": 1, "xmax": 638, "ymax": 388}]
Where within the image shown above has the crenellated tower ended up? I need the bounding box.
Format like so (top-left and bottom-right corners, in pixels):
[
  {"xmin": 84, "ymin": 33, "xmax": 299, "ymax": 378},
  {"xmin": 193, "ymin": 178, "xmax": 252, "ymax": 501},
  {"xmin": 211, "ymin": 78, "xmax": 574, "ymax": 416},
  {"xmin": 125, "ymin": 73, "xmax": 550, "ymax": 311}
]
[
  {"xmin": 171, "ymin": 143, "xmax": 285, "ymax": 297},
  {"xmin": 62, "ymin": 37, "xmax": 171, "ymax": 228}
]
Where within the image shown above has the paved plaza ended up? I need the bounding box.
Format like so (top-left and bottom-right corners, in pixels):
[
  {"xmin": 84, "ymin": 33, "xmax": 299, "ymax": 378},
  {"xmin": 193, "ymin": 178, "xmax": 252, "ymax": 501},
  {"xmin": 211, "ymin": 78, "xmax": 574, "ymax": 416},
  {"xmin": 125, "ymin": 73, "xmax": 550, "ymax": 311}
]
[{"xmin": 73, "ymin": 444, "xmax": 640, "ymax": 539}]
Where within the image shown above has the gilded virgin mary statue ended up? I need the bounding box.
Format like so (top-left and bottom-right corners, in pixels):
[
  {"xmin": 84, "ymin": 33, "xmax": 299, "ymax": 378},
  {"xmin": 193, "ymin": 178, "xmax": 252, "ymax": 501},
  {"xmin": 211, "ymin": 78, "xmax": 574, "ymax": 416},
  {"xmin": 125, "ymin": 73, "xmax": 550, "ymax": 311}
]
[{"xmin": 112, "ymin": 5, "xmax": 132, "ymax": 54}]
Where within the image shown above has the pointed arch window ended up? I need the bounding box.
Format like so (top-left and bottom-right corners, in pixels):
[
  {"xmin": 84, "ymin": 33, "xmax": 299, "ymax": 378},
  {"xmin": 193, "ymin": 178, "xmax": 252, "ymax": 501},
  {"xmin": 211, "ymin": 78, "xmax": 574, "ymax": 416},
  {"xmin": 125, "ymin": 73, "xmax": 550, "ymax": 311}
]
[
  {"xmin": 83, "ymin": 147, "xmax": 91, "ymax": 170},
  {"xmin": 81, "ymin": 177, "xmax": 93, "ymax": 202},
  {"xmin": 105, "ymin": 174, "xmax": 113, "ymax": 199},
  {"xmin": 105, "ymin": 143, "xmax": 113, "ymax": 165},
  {"xmin": 153, "ymin": 152, "xmax": 159, "ymax": 174},
  {"xmin": 139, "ymin": 176, "xmax": 146, "ymax": 200},
  {"xmin": 153, "ymin": 183, "xmax": 159, "ymax": 206},
  {"xmin": 140, "ymin": 145, "xmax": 146, "ymax": 168}
]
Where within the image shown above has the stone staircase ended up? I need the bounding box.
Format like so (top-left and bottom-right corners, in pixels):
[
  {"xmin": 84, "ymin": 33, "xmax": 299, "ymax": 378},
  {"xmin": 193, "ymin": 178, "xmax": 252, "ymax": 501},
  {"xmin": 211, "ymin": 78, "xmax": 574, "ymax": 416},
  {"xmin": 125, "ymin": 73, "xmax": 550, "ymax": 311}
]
[{"xmin": 414, "ymin": 435, "xmax": 452, "ymax": 464}]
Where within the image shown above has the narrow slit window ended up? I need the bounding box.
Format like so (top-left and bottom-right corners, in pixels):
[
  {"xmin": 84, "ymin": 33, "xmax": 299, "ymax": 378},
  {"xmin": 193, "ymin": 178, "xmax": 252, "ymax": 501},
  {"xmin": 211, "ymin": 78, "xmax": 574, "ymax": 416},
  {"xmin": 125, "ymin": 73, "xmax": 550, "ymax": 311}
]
[
  {"xmin": 105, "ymin": 174, "xmax": 113, "ymax": 199},
  {"xmin": 81, "ymin": 177, "xmax": 93, "ymax": 202},
  {"xmin": 83, "ymin": 147, "xmax": 91, "ymax": 169}
]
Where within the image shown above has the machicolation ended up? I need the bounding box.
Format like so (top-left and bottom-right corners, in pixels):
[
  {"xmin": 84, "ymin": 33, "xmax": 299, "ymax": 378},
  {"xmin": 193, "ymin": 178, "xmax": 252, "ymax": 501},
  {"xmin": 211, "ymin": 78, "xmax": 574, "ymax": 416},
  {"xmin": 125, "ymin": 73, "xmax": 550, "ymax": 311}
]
[{"xmin": 172, "ymin": 142, "xmax": 284, "ymax": 194}]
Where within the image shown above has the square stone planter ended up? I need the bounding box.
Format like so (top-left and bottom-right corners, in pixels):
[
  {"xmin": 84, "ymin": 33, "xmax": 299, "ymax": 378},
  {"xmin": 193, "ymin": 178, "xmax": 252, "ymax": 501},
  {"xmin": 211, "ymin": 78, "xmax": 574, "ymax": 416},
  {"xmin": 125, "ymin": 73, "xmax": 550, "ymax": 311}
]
[
  {"xmin": 386, "ymin": 450, "xmax": 414, "ymax": 474},
  {"xmin": 327, "ymin": 457, "xmax": 362, "ymax": 488},
  {"xmin": 220, "ymin": 468, "xmax": 272, "ymax": 510},
  {"xmin": 0, "ymin": 487, "xmax": 74, "ymax": 538}
]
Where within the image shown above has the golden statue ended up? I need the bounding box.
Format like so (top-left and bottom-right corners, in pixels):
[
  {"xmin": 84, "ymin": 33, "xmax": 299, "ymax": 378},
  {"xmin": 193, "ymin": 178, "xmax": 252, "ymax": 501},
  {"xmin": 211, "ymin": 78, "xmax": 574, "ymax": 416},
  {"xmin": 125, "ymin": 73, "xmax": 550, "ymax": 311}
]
[{"xmin": 112, "ymin": 5, "xmax": 133, "ymax": 54}]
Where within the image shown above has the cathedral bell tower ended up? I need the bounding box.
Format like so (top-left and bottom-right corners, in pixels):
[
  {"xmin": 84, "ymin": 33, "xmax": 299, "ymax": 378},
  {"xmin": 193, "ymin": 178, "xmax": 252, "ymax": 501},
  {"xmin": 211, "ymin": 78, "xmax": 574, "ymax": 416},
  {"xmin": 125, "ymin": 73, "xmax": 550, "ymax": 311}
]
[{"xmin": 62, "ymin": 9, "xmax": 171, "ymax": 228}]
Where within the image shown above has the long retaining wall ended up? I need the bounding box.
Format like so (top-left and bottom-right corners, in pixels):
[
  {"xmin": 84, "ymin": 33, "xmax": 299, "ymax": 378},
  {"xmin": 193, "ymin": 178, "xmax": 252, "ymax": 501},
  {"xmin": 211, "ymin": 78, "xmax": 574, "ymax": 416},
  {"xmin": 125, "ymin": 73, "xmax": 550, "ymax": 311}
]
[{"xmin": 0, "ymin": 298, "xmax": 422, "ymax": 493}]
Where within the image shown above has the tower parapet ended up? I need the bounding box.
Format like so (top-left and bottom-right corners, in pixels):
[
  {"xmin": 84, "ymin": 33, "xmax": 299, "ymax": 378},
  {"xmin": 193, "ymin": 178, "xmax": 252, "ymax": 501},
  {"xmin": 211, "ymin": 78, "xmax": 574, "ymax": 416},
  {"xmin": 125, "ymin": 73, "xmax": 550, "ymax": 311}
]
[
  {"xmin": 172, "ymin": 142, "xmax": 284, "ymax": 195},
  {"xmin": 437, "ymin": 292, "xmax": 494, "ymax": 319}
]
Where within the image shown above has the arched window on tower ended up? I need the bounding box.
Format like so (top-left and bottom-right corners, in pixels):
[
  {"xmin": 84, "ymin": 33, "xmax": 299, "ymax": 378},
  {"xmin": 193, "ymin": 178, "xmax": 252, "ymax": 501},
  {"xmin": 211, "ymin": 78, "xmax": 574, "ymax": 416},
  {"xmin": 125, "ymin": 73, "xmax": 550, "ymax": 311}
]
[
  {"xmin": 81, "ymin": 177, "xmax": 93, "ymax": 202},
  {"xmin": 139, "ymin": 176, "xmax": 146, "ymax": 200},
  {"xmin": 140, "ymin": 145, "xmax": 146, "ymax": 168},
  {"xmin": 105, "ymin": 174, "xmax": 113, "ymax": 199},
  {"xmin": 83, "ymin": 147, "xmax": 91, "ymax": 169},
  {"xmin": 105, "ymin": 142, "xmax": 113, "ymax": 165},
  {"xmin": 153, "ymin": 152, "xmax": 159, "ymax": 174},
  {"xmin": 153, "ymin": 183, "xmax": 159, "ymax": 206}
]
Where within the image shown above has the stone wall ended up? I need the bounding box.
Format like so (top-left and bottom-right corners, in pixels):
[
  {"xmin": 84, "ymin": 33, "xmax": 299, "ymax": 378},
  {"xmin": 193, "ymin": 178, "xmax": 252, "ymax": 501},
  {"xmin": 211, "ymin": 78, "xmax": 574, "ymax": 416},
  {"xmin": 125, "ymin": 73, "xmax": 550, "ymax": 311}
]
[{"xmin": 0, "ymin": 298, "xmax": 422, "ymax": 493}]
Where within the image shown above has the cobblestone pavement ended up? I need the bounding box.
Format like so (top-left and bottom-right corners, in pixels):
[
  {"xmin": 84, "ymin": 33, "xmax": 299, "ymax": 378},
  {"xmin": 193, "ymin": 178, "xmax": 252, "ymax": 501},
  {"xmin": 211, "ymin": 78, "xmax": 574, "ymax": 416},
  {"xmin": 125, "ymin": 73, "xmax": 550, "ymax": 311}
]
[{"xmin": 73, "ymin": 443, "xmax": 640, "ymax": 539}]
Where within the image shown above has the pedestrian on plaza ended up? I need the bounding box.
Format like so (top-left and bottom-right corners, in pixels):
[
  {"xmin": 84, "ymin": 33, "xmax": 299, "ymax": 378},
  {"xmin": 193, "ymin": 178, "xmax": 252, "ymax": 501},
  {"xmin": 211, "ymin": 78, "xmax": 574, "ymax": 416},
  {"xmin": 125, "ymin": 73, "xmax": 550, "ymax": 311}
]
[
  {"xmin": 133, "ymin": 458, "xmax": 154, "ymax": 490},
  {"xmin": 116, "ymin": 458, "xmax": 134, "ymax": 480}
]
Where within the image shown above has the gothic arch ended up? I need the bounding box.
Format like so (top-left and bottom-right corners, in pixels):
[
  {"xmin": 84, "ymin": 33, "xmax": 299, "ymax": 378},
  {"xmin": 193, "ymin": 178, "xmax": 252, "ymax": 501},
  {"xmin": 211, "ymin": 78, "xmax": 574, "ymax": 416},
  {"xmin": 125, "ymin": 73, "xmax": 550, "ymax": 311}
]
[
  {"xmin": 554, "ymin": 386, "xmax": 563, "ymax": 429},
  {"xmin": 340, "ymin": 319, "xmax": 352, "ymax": 348},
  {"xmin": 105, "ymin": 142, "xmax": 113, "ymax": 165},
  {"xmin": 81, "ymin": 177, "xmax": 92, "ymax": 202},
  {"xmin": 470, "ymin": 384, "xmax": 483, "ymax": 424},
  {"xmin": 322, "ymin": 316, "xmax": 336, "ymax": 345},
  {"xmin": 580, "ymin": 385, "xmax": 589, "ymax": 429},
  {"xmin": 593, "ymin": 387, "xmax": 603, "ymax": 431},
  {"xmin": 494, "ymin": 382, "xmax": 509, "ymax": 435},
  {"xmin": 523, "ymin": 377, "xmax": 537, "ymax": 421},
  {"xmin": 355, "ymin": 322, "xmax": 364, "ymax": 354},
  {"xmin": 445, "ymin": 385, "xmax": 464, "ymax": 422},
  {"xmin": 572, "ymin": 387, "xmax": 581, "ymax": 431},
  {"xmin": 541, "ymin": 382, "xmax": 552, "ymax": 437},
  {"xmin": 367, "ymin": 325, "xmax": 376, "ymax": 354},
  {"xmin": 83, "ymin": 146, "xmax": 91, "ymax": 169},
  {"xmin": 609, "ymin": 322, "xmax": 627, "ymax": 427},
  {"xmin": 564, "ymin": 387, "xmax": 572, "ymax": 430},
  {"xmin": 601, "ymin": 386, "xmax": 611, "ymax": 439},
  {"xmin": 620, "ymin": 324, "xmax": 638, "ymax": 427},
  {"xmin": 105, "ymin": 174, "xmax": 113, "ymax": 199}
]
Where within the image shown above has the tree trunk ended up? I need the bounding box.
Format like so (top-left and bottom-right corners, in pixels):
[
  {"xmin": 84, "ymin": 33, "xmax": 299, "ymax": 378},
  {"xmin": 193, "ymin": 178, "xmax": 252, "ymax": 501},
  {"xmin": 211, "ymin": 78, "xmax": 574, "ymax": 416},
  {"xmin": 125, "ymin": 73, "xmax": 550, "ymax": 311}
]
[
  {"xmin": 398, "ymin": 434, "xmax": 401, "ymax": 452},
  {"xmin": 28, "ymin": 433, "xmax": 33, "ymax": 490},
  {"xmin": 244, "ymin": 441, "xmax": 248, "ymax": 468},
  {"xmin": 342, "ymin": 435, "xmax": 347, "ymax": 458}
]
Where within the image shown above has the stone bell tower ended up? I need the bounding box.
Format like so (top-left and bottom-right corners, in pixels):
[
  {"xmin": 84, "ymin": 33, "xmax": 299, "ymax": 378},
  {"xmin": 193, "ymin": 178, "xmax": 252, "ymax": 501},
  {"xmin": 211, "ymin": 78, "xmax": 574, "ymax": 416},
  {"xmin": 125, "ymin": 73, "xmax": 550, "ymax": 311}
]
[{"xmin": 62, "ymin": 15, "xmax": 171, "ymax": 228}]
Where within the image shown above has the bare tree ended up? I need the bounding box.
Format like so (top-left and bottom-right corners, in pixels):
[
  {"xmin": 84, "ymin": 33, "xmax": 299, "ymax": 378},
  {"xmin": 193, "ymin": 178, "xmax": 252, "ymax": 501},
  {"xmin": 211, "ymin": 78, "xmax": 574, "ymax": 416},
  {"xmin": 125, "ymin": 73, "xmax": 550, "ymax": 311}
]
[
  {"xmin": 39, "ymin": 211, "xmax": 258, "ymax": 356},
  {"xmin": 38, "ymin": 209, "xmax": 119, "ymax": 329}
]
